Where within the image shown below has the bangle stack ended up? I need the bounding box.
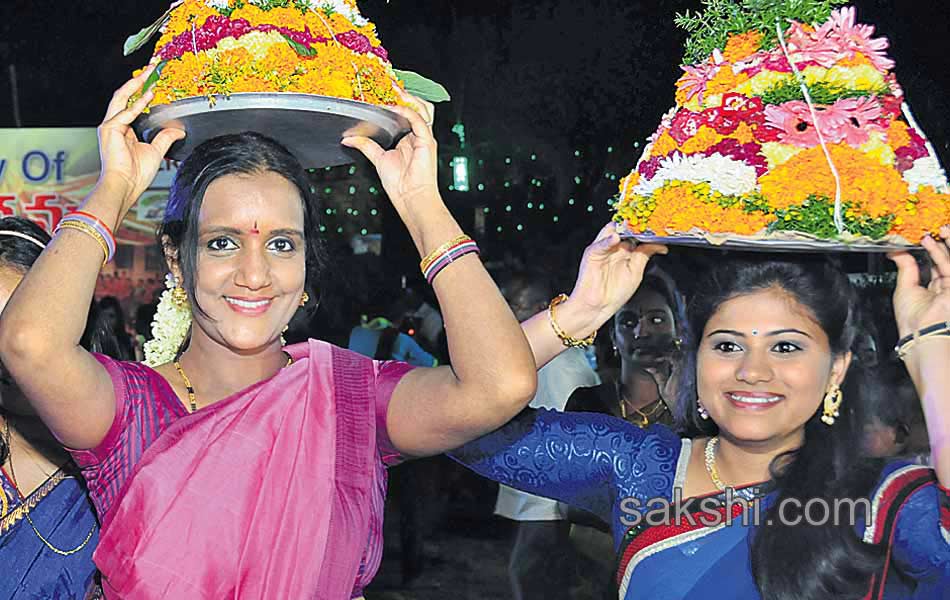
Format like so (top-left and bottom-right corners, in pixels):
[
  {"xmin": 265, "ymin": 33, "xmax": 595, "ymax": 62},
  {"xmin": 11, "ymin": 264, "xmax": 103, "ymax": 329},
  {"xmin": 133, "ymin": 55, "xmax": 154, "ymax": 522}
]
[
  {"xmin": 895, "ymin": 321, "xmax": 950, "ymax": 360},
  {"xmin": 420, "ymin": 234, "xmax": 479, "ymax": 284},
  {"xmin": 54, "ymin": 211, "xmax": 116, "ymax": 266},
  {"xmin": 548, "ymin": 293, "xmax": 596, "ymax": 348}
]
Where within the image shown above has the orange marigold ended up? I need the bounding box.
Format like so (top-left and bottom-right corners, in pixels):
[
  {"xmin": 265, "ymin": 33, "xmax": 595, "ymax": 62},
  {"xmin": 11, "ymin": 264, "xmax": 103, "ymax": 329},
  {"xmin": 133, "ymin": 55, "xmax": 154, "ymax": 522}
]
[
  {"xmin": 256, "ymin": 43, "xmax": 299, "ymax": 77},
  {"xmin": 705, "ymin": 67, "xmax": 750, "ymax": 98},
  {"xmin": 886, "ymin": 119, "xmax": 912, "ymax": 152},
  {"xmin": 723, "ymin": 31, "xmax": 764, "ymax": 63},
  {"xmin": 156, "ymin": 0, "xmax": 221, "ymax": 49},
  {"xmin": 759, "ymin": 143, "xmax": 911, "ymax": 218},
  {"xmin": 891, "ymin": 185, "xmax": 950, "ymax": 241},
  {"xmin": 680, "ymin": 125, "xmax": 725, "ymax": 155},
  {"xmin": 230, "ymin": 74, "xmax": 271, "ymax": 94},
  {"xmin": 642, "ymin": 183, "xmax": 772, "ymax": 236},
  {"xmin": 730, "ymin": 122, "xmax": 757, "ymax": 145},
  {"xmin": 650, "ymin": 132, "xmax": 679, "ymax": 158}
]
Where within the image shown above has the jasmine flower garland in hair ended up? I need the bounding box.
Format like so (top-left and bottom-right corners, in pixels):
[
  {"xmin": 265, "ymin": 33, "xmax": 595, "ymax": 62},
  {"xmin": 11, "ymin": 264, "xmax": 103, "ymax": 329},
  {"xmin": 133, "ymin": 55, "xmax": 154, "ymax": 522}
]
[{"xmin": 143, "ymin": 274, "xmax": 193, "ymax": 367}]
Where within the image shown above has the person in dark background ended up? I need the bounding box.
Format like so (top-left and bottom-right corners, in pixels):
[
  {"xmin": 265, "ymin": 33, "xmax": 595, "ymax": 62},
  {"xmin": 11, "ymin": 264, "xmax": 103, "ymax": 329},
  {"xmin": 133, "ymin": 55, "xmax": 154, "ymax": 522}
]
[{"xmin": 95, "ymin": 296, "xmax": 135, "ymax": 361}]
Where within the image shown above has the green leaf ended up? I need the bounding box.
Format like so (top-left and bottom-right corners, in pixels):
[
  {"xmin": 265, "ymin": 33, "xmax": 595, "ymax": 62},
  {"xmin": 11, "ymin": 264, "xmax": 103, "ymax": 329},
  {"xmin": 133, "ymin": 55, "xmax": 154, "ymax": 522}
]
[
  {"xmin": 281, "ymin": 34, "xmax": 318, "ymax": 57},
  {"xmin": 143, "ymin": 60, "xmax": 168, "ymax": 95},
  {"xmin": 123, "ymin": 1, "xmax": 184, "ymax": 57},
  {"xmin": 394, "ymin": 70, "xmax": 451, "ymax": 103}
]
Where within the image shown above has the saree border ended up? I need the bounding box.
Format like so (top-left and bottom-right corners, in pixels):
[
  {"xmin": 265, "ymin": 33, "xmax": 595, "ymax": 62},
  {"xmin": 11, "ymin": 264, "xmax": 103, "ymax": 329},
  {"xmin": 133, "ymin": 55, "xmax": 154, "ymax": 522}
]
[{"xmin": 0, "ymin": 468, "xmax": 67, "ymax": 534}]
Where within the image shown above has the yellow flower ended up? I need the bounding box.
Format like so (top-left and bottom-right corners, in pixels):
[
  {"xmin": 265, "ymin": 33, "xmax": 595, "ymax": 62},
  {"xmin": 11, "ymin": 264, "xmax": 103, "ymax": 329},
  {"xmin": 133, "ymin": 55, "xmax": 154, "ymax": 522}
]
[
  {"xmin": 680, "ymin": 126, "xmax": 724, "ymax": 154},
  {"xmin": 649, "ymin": 132, "xmax": 679, "ymax": 158},
  {"xmin": 760, "ymin": 142, "xmax": 804, "ymax": 170},
  {"xmin": 886, "ymin": 119, "xmax": 912, "ymax": 151},
  {"xmin": 215, "ymin": 30, "xmax": 285, "ymax": 60},
  {"xmin": 859, "ymin": 131, "xmax": 896, "ymax": 166},
  {"xmin": 723, "ymin": 31, "xmax": 764, "ymax": 63},
  {"xmin": 733, "ymin": 70, "xmax": 791, "ymax": 97}
]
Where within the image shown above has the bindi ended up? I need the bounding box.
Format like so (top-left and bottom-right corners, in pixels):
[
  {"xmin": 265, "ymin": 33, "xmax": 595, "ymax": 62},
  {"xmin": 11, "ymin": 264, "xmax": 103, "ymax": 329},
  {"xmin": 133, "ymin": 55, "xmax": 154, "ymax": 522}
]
[{"xmin": 250, "ymin": 222, "xmax": 260, "ymax": 235}]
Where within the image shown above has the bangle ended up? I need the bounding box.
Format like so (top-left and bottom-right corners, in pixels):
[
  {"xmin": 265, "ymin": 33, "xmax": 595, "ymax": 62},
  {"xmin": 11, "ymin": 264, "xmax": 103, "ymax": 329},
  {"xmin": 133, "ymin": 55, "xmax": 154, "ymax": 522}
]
[
  {"xmin": 59, "ymin": 212, "xmax": 116, "ymax": 262},
  {"xmin": 895, "ymin": 321, "xmax": 950, "ymax": 360},
  {"xmin": 55, "ymin": 221, "xmax": 110, "ymax": 266},
  {"xmin": 548, "ymin": 293, "xmax": 596, "ymax": 348},
  {"xmin": 424, "ymin": 242, "xmax": 480, "ymax": 284},
  {"xmin": 420, "ymin": 234, "xmax": 472, "ymax": 273}
]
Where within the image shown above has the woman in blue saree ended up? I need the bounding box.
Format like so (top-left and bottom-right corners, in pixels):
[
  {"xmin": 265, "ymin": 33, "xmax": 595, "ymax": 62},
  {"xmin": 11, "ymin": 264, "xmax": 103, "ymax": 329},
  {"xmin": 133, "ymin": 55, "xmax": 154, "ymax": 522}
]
[
  {"xmin": 453, "ymin": 227, "xmax": 950, "ymax": 599},
  {"xmin": 0, "ymin": 217, "xmax": 110, "ymax": 599}
]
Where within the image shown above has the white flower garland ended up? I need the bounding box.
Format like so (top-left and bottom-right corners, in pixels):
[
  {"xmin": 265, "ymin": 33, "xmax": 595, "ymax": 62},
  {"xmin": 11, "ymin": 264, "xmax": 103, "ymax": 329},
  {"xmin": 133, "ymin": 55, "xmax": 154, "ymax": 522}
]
[
  {"xmin": 143, "ymin": 275, "xmax": 193, "ymax": 367},
  {"xmin": 902, "ymin": 155, "xmax": 950, "ymax": 194},
  {"xmin": 634, "ymin": 152, "xmax": 760, "ymax": 198}
]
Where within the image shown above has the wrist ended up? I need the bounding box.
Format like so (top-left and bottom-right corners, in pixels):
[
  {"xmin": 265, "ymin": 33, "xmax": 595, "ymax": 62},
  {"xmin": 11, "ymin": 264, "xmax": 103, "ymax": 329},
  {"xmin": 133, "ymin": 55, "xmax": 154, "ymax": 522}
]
[
  {"xmin": 553, "ymin": 295, "xmax": 602, "ymax": 343},
  {"xmin": 82, "ymin": 176, "xmax": 133, "ymax": 228}
]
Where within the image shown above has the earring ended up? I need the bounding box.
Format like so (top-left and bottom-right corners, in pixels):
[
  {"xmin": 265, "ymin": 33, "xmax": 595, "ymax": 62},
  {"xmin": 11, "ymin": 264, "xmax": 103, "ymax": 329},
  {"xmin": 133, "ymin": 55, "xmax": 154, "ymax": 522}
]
[
  {"xmin": 281, "ymin": 325, "xmax": 289, "ymax": 346},
  {"xmin": 172, "ymin": 281, "xmax": 188, "ymax": 309},
  {"xmin": 697, "ymin": 400, "xmax": 710, "ymax": 420},
  {"xmin": 300, "ymin": 292, "xmax": 310, "ymax": 307},
  {"xmin": 821, "ymin": 384, "xmax": 843, "ymax": 426}
]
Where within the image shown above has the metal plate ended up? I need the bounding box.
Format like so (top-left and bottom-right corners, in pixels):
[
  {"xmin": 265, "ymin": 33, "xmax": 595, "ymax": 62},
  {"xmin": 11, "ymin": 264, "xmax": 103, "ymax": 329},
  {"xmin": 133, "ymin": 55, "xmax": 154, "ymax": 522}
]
[
  {"xmin": 624, "ymin": 232, "xmax": 915, "ymax": 253},
  {"xmin": 133, "ymin": 93, "xmax": 411, "ymax": 168}
]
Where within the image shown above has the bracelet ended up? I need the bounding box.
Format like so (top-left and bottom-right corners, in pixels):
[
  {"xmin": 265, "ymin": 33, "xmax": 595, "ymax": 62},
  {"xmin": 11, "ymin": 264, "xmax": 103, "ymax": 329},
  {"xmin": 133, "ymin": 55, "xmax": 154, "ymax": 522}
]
[
  {"xmin": 420, "ymin": 234, "xmax": 473, "ymax": 273},
  {"xmin": 895, "ymin": 321, "xmax": 950, "ymax": 360},
  {"xmin": 59, "ymin": 212, "xmax": 116, "ymax": 262},
  {"xmin": 548, "ymin": 293, "xmax": 596, "ymax": 348},
  {"xmin": 424, "ymin": 243, "xmax": 480, "ymax": 284},
  {"xmin": 55, "ymin": 221, "xmax": 110, "ymax": 266}
]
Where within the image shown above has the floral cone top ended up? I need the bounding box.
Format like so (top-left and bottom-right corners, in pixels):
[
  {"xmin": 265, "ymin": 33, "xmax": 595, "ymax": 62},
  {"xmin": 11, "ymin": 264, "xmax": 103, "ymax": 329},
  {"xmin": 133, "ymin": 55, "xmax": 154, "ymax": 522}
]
[
  {"xmin": 613, "ymin": 2, "xmax": 949, "ymax": 244},
  {"xmin": 134, "ymin": 0, "xmax": 406, "ymax": 109}
]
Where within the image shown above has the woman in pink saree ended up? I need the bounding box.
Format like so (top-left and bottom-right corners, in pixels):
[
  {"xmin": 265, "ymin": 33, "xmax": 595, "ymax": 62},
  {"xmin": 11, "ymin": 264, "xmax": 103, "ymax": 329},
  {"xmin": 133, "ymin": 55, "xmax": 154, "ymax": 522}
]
[{"xmin": 0, "ymin": 69, "xmax": 664, "ymax": 598}]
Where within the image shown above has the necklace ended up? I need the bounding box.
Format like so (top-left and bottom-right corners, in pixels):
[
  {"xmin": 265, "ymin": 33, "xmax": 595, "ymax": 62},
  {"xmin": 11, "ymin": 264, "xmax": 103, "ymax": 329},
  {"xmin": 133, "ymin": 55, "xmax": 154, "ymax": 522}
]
[
  {"xmin": 1, "ymin": 419, "xmax": 96, "ymax": 555},
  {"xmin": 616, "ymin": 381, "xmax": 668, "ymax": 428},
  {"xmin": 174, "ymin": 354, "xmax": 294, "ymax": 413},
  {"xmin": 704, "ymin": 436, "xmax": 728, "ymax": 491}
]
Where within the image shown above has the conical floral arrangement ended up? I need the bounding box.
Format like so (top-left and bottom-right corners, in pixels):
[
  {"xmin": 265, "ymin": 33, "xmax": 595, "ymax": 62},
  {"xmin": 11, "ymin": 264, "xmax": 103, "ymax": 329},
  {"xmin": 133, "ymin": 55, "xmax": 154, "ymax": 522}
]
[{"xmin": 613, "ymin": 0, "xmax": 949, "ymax": 245}]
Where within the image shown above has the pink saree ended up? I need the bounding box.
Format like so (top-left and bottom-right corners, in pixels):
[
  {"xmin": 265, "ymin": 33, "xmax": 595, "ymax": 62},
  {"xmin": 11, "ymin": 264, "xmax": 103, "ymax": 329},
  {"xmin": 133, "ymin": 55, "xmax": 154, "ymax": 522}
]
[{"xmin": 70, "ymin": 340, "xmax": 411, "ymax": 599}]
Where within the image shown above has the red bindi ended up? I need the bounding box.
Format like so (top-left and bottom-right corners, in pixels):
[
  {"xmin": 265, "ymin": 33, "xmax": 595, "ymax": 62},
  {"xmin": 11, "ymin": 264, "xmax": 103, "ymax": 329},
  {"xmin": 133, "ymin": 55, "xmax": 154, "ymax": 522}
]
[{"xmin": 250, "ymin": 222, "xmax": 260, "ymax": 235}]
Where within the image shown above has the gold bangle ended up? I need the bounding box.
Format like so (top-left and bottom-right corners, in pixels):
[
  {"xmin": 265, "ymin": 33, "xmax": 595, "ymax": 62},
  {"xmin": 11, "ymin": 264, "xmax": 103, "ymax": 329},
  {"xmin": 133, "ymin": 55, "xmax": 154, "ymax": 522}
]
[
  {"xmin": 548, "ymin": 293, "xmax": 596, "ymax": 348},
  {"xmin": 419, "ymin": 234, "xmax": 472, "ymax": 273},
  {"xmin": 896, "ymin": 322, "xmax": 950, "ymax": 360},
  {"xmin": 56, "ymin": 221, "xmax": 109, "ymax": 266}
]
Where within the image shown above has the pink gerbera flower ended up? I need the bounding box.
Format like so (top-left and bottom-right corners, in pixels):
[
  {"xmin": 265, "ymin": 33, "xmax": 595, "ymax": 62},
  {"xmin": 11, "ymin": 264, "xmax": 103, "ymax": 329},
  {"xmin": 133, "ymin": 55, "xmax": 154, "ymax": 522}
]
[
  {"xmin": 782, "ymin": 7, "xmax": 894, "ymax": 72},
  {"xmin": 676, "ymin": 61, "xmax": 719, "ymax": 104},
  {"xmin": 764, "ymin": 97, "xmax": 885, "ymax": 147}
]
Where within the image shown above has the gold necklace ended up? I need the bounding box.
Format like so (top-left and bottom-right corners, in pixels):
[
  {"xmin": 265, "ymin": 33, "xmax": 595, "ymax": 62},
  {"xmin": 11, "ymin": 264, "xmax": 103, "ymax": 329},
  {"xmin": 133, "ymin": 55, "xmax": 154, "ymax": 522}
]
[
  {"xmin": 1, "ymin": 419, "xmax": 96, "ymax": 555},
  {"xmin": 704, "ymin": 436, "xmax": 728, "ymax": 491},
  {"xmin": 174, "ymin": 354, "xmax": 294, "ymax": 413},
  {"xmin": 616, "ymin": 382, "xmax": 668, "ymax": 428}
]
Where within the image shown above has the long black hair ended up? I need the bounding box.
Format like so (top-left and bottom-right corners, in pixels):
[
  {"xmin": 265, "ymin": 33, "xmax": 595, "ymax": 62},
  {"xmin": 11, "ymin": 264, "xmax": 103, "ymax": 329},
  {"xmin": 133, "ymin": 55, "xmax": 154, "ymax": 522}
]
[
  {"xmin": 0, "ymin": 217, "xmax": 118, "ymax": 462},
  {"xmin": 676, "ymin": 255, "xmax": 886, "ymax": 600},
  {"xmin": 159, "ymin": 132, "xmax": 328, "ymax": 324}
]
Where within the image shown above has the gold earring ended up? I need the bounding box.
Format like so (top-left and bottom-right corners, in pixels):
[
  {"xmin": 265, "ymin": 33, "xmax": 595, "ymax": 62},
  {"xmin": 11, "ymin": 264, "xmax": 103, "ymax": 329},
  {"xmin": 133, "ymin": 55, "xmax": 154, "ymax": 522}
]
[
  {"xmin": 300, "ymin": 292, "xmax": 310, "ymax": 307},
  {"xmin": 172, "ymin": 284, "xmax": 188, "ymax": 309},
  {"xmin": 821, "ymin": 384, "xmax": 843, "ymax": 425}
]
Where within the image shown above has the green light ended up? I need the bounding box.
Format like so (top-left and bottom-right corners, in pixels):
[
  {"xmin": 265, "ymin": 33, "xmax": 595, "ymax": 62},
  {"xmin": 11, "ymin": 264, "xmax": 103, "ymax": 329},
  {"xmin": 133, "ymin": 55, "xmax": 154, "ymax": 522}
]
[
  {"xmin": 325, "ymin": 208, "xmax": 332, "ymax": 215},
  {"xmin": 505, "ymin": 205, "xmax": 512, "ymax": 212},
  {"xmin": 324, "ymin": 187, "xmax": 332, "ymax": 194},
  {"xmin": 516, "ymin": 224, "xmax": 524, "ymax": 231},
  {"xmin": 607, "ymin": 146, "xmax": 614, "ymax": 153},
  {"xmin": 346, "ymin": 208, "xmax": 353, "ymax": 215},
  {"xmin": 530, "ymin": 154, "xmax": 537, "ymax": 160},
  {"xmin": 319, "ymin": 225, "xmax": 327, "ymax": 232},
  {"xmin": 527, "ymin": 202, "xmax": 534, "ymax": 209},
  {"xmin": 336, "ymin": 227, "xmax": 343, "ymax": 233},
  {"xmin": 538, "ymin": 203, "xmax": 545, "ymax": 210},
  {"xmin": 325, "ymin": 167, "xmax": 332, "ymax": 172},
  {"xmin": 483, "ymin": 207, "xmax": 490, "ymax": 214},
  {"xmin": 574, "ymin": 150, "xmax": 581, "ymax": 157},
  {"xmin": 553, "ymin": 216, "xmax": 559, "ymax": 223},
  {"xmin": 370, "ymin": 208, "xmax": 378, "ymax": 216},
  {"xmin": 497, "ymin": 226, "xmax": 503, "ymax": 232},
  {"xmin": 348, "ymin": 186, "xmax": 356, "ymax": 195},
  {"xmin": 477, "ymin": 183, "xmax": 485, "ymax": 191},
  {"xmin": 568, "ymin": 198, "xmax": 575, "ymax": 205},
  {"xmin": 453, "ymin": 156, "xmax": 470, "ymax": 192},
  {"xmin": 348, "ymin": 166, "xmax": 356, "ymax": 175},
  {"xmin": 505, "ymin": 157, "xmax": 512, "ymax": 164},
  {"xmin": 449, "ymin": 184, "xmax": 455, "ymax": 191},
  {"xmin": 309, "ymin": 186, "xmax": 316, "ymax": 193},
  {"xmin": 369, "ymin": 186, "xmax": 377, "ymax": 194},
  {"xmin": 634, "ymin": 142, "xmax": 640, "ymax": 148},
  {"xmin": 587, "ymin": 205, "xmax": 594, "ymax": 212},
  {"xmin": 353, "ymin": 209, "xmax": 360, "ymax": 216},
  {"xmin": 360, "ymin": 228, "xmax": 368, "ymax": 235},
  {"xmin": 452, "ymin": 122, "xmax": 466, "ymax": 148},
  {"xmin": 504, "ymin": 181, "xmax": 511, "ymax": 188},
  {"xmin": 478, "ymin": 159, "xmax": 484, "ymax": 166},
  {"xmin": 574, "ymin": 176, "xmax": 581, "ymax": 184}
]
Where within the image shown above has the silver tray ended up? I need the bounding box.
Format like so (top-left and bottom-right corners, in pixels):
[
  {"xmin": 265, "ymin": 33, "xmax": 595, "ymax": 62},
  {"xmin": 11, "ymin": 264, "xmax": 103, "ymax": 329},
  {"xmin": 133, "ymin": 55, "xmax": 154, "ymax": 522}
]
[
  {"xmin": 624, "ymin": 232, "xmax": 916, "ymax": 253},
  {"xmin": 134, "ymin": 93, "xmax": 410, "ymax": 168}
]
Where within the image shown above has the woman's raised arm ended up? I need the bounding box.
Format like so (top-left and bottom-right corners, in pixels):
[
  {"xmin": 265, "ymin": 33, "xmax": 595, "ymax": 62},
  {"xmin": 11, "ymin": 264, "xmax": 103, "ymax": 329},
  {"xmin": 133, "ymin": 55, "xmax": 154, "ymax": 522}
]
[{"xmin": 0, "ymin": 68, "xmax": 185, "ymax": 449}]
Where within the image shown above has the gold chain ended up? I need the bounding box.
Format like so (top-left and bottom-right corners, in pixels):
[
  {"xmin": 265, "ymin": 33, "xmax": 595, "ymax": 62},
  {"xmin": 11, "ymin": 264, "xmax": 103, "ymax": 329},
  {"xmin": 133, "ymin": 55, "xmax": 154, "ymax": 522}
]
[
  {"xmin": 704, "ymin": 436, "xmax": 728, "ymax": 491},
  {"xmin": 174, "ymin": 355, "xmax": 294, "ymax": 413},
  {"xmin": 2, "ymin": 419, "xmax": 96, "ymax": 556}
]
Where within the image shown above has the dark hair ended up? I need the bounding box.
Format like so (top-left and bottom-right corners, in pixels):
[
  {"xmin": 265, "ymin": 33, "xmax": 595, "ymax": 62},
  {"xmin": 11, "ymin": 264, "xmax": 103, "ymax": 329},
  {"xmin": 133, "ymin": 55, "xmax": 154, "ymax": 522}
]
[
  {"xmin": 613, "ymin": 266, "xmax": 688, "ymax": 340},
  {"xmin": 0, "ymin": 217, "xmax": 120, "ymax": 462},
  {"xmin": 159, "ymin": 132, "xmax": 328, "ymax": 324},
  {"xmin": 675, "ymin": 256, "xmax": 885, "ymax": 600}
]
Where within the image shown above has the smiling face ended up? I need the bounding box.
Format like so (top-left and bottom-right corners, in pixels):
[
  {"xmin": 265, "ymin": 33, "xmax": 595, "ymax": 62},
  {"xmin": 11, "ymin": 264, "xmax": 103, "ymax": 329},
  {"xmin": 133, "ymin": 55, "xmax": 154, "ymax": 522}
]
[
  {"xmin": 696, "ymin": 286, "xmax": 850, "ymax": 446},
  {"xmin": 173, "ymin": 171, "xmax": 307, "ymax": 355}
]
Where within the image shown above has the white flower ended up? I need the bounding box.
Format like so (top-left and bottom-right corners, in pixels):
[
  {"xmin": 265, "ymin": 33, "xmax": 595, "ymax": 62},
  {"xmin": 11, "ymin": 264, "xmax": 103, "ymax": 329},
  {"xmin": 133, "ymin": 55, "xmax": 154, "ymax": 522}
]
[
  {"xmin": 634, "ymin": 152, "xmax": 760, "ymax": 198},
  {"xmin": 902, "ymin": 155, "xmax": 950, "ymax": 194},
  {"xmin": 311, "ymin": 0, "xmax": 368, "ymax": 26},
  {"xmin": 143, "ymin": 278, "xmax": 193, "ymax": 367},
  {"xmin": 204, "ymin": 0, "xmax": 230, "ymax": 10}
]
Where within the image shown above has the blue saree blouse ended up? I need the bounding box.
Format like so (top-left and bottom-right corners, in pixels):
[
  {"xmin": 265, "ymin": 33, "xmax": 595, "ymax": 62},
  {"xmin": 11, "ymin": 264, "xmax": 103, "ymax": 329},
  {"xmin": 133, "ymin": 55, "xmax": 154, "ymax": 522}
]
[
  {"xmin": 450, "ymin": 409, "xmax": 950, "ymax": 599},
  {"xmin": 1, "ymin": 466, "xmax": 100, "ymax": 599}
]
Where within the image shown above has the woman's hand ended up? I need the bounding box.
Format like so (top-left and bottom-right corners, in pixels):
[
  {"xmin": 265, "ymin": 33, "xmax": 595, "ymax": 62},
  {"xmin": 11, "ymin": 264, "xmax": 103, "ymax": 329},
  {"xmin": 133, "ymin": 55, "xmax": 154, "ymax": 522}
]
[
  {"xmin": 95, "ymin": 66, "xmax": 186, "ymax": 219},
  {"xmin": 557, "ymin": 223, "xmax": 668, "ymax": 337},
  {"xmin": 889, "ymin": 226, "xmax": 950, "ymax": 338},
  {"xmin": 341, "ymin": 91, "xmax": 440, "ymax": 239}
]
